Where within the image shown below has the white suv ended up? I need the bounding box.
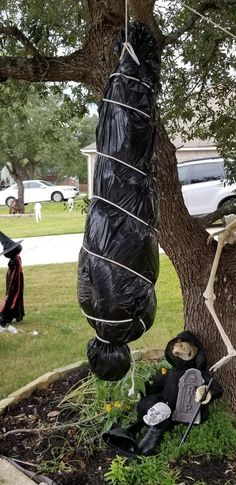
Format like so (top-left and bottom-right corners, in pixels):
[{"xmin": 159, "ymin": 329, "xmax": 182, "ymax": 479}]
[{"xmin": 177, "ymin": 158, "xmax": 236, "ymax": 216}]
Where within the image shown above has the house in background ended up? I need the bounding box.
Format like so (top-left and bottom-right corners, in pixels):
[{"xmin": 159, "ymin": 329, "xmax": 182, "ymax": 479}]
[{"xmin": 81, "ymin": 138, "xmax": 218, "ymax": 198}]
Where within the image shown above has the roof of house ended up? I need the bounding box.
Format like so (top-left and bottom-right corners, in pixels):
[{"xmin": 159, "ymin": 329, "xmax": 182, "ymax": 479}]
[{"xmin": 81, "ymin": 137, "xmax": 216, "ymax": 153}]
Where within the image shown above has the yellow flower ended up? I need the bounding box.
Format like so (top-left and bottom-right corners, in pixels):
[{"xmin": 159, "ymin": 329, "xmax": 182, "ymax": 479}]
[
  {"xmin": 161, "ymin": 367, "xmax": 167, "ymax": 375},
  {"xmin": 114, "ymin": 401, "xmax": 121, "ymax": 408},
  {"xmin": 105, "ymin": 403, "xmax": 112, "ymax": 412}
]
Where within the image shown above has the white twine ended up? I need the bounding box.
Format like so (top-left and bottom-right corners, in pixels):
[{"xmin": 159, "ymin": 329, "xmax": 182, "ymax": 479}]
[
  {"xmin": 180, "ymin": 1, "xmax": 236, "ymax": 40},
  {"xmin": 96, "ymin": 151, "xmax": 147, "ymax": 176},
  {"xmin": 82, "ymin": 309, "xmax": 132, "ymax": 324},
  {"xmin": 96, "ymin": 334, "xmax": 110, "ymax": 344},
  {"xmin": 120, "ymin": 0, "xmax": 140, "ymax": 66},
  {"xmin": 82, "ymin": 245, "xmax": 153, "ymax": 285},
  {"xmin": 103, "ymin": 98, "xmax": 150, "ymax": 118},
  {"xmin": 93, "ymin": 194, "xmax": 157, "ymax": 231},
  {"xmin": 110, "ymin": 73, "xmax": 153, "ymax": 92},
  {"xmin": 128, "ymin": 352, "xmax": 136, "ymax": 396}
]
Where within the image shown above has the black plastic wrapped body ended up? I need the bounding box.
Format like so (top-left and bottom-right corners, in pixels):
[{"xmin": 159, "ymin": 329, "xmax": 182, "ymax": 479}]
[{"xmin": 79, "ymin": 22, "xmax": 160, "ymax": 381}]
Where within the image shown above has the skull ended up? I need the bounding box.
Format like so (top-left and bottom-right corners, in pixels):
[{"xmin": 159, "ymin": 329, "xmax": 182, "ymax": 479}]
[{"xmin": 143, "ymin": 402, "xmax": 171, "ymax": 426}]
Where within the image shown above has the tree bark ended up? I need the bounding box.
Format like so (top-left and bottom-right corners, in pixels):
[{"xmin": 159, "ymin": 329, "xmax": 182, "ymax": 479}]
[
  {"xmin": 15, "ymin": 179, "xmax": 25, "ymax": 214},
  {"xmin": 156, "ymin": 115, "xmax": 236, "ymax": 409}
]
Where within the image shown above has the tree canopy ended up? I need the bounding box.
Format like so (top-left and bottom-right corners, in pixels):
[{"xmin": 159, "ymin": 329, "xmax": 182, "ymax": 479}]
[
  {"xmin": 0, "ymin": 0, "xmax": 235, "ymax": 163},
  {"xmin": 0, "ymin": 85, "xmax": 98, "ymax": 188}
]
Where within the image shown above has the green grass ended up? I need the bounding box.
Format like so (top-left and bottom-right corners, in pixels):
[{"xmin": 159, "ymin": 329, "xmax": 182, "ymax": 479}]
[
  {"xmin": 0, "ymin": 254, "xmax": 183, "ymax": 399},
  {"xmin": 0, "ymin": 201, "xmax": 86, "ymax": 237}
]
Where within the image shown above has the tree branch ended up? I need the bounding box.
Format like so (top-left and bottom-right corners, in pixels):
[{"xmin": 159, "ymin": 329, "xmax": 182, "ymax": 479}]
[
  {"xmin": 0, "ymin": 1, "xmax": 125, "ymax": 93},
  {"xmin": 0, "ymin": 51, "xmax": 93, "ymax": 84},
  {"xmin": 166, "ymin": 1, "xmax": 226, "ymax": 44},
  {"xmin": 129, "ymin": 0, "xmax": 166, "ymax": 49},
  {"xmin": 0, "ymin": 24, "xmax": 42, "ymax": 58},
  {"xmin": 199, "ymin": 199, "xmax": 236, "ymax": 228}
]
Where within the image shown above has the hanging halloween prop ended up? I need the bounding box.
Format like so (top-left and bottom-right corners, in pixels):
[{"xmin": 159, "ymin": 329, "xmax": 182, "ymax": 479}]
[
  {"xmin": 78, "ymin": 22, "xmax": 160, "ymax": 381},
  {"xmin": 103, "ymin": 331, "xmax": 223, "ymax": 456},
  {"xmin": 0, "ymin": 232, "xmax": 24, "ymax": 327},
  {"xmin": 203, "ymin": 215, "xmax": 236, "ymax": 371}
]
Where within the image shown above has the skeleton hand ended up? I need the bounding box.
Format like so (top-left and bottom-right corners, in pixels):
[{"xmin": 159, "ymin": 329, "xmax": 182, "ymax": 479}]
[{"xmin": 195, "ymin": 385, "xmax": 211, "ymax": 404}]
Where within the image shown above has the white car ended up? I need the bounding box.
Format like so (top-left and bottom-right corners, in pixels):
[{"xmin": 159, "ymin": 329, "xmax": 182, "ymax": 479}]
[
  {"xmin": 0, "ymin": 180, "xmax": 78, "ymax": 207},
  {"xmin": 177, "ymin": 158, "xmax": 236, "ymax": 216}
]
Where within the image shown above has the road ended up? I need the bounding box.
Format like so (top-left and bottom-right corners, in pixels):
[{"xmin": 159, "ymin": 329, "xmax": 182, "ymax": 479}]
[
  {"xmin": 0, "ymin": 228, "xmax": 216, "ymax": 268},
  {"xmin": 0, "ymin": 233, "xmax": 84, "ymax": 268}
]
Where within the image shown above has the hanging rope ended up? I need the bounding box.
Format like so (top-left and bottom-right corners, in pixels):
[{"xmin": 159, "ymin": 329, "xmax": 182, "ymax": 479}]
[
  {"xmin": 180, "ymin": 1, "xmax": 236, "ymax": 40},
  {"xmin": 120, "ymin": 0, "xmax": 140, "ymax": 65}
]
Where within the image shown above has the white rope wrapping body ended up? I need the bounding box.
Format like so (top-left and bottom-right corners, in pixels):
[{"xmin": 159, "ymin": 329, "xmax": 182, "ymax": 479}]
[
  {"xmin": 82, "ymin": 245, "xmax": 153, "ymax": 285},
  {"xmin": 110, "ymin": 73, "xmax": 153, "ymax": 92},
  {"xmin": 103, "ymin": 98, "xmax": 150, "ymax": 118},
  {"xmin": 96, "ymin": 151, "xmax": 147, "ymax": 176},
  {"xmin": 93, "ymin": 195, "xmax": 158, "ymax": 233}
]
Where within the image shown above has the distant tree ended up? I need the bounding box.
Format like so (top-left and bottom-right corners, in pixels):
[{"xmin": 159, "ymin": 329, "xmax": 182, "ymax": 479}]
[
  {"xmin": 45, "ymin": 114, "xmax": 98, "ymax": 184},
  {"xmin": 0, "ymin": 87, "xmax": 97, "ymax": 210}
]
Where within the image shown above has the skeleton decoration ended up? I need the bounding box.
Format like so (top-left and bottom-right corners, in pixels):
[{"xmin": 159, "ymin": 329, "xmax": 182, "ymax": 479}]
[{"xmin": 203, "ymin": 215, "xmax": 236, "ymax": 372}]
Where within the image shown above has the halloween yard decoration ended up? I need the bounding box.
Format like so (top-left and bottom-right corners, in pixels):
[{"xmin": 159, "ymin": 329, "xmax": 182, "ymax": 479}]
[
  {"xmin": 104, "ymin": 331, "xmax": 223, "ymax": 456},
  {"xmin": 203, "ymin": 215, "xmax": 236, "ymax": 371},
  {"xmin": 0, "ymin": 232, "xmax": 24, "ymax": 328},
  {"xmin": 78, "ymin": 22, "xmax": 160, "ymax": 381}
]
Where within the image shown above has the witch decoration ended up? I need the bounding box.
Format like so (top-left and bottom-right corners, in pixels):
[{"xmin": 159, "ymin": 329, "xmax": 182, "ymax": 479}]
[
  {"xmin": 103, "ymin": 331, "xmax": 223, "ymax": 455},
  {"xmin": 0, "ymin": 231, "xmax": 24, "ymax": 328},
  {"xmin": 78, "ymin": 22, "xmax": 161, "ymax": 381}
]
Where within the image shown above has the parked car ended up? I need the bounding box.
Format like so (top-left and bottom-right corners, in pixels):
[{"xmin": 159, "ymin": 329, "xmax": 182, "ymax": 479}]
[
  {"xmin": 0, "ymin": 180, "xmax": 79, "ymax": 207},
  {"xmin": 177, "ymin": 157, "xmax": 236, "ymax": 216}
]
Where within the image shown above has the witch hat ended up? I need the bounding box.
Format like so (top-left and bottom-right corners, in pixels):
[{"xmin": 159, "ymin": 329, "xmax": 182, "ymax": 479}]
[{"xmin": 0, "ymin": 231, "xmax": 23, "ymax": 256}]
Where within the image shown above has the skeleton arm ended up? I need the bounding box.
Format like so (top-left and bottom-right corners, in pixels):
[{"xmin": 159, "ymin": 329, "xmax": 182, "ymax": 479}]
[{"xmin": 203, "ymin": 216, "xmax": 236, "ymax": 372}]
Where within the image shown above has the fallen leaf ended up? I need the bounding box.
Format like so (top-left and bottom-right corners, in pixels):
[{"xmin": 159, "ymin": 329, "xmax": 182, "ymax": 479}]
[{"xmin": 47, "ymin": 410, "xmax": 60, "ymax": 419}]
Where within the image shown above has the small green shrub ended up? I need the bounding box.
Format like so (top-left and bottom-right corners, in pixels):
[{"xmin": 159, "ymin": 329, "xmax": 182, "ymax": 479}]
[
  {"xmin": 59, "ymin": 360, "xmax": 167, "ymax": 445},
  {"xmin": 104, "ymin": 455, "xmax": 180, "ymax": 485}
]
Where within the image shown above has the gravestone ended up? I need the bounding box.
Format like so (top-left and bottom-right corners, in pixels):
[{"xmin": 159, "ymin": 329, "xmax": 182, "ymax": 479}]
[{"xmin": 172, "ymin": 368, "xmax": 204, "ymax": 424}]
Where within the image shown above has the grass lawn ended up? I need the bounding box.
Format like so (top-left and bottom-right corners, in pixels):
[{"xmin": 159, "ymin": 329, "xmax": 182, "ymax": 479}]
[
  {"xmin": 0, "ymin": 200, "xmax": 86, "ymax": 238},
  {"xmin": 0, "ymin": 254, "xmax": 183, "ymax": 399}
]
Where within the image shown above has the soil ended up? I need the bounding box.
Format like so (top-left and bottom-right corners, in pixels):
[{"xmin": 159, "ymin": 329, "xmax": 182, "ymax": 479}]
[{"xmin": 0, "ymin": 364, "xmax": 235, "ymax": 485}]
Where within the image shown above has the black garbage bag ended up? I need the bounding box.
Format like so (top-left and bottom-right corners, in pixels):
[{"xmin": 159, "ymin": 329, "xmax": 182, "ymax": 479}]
[{"xmin": 78, "ymin": 22, "xmax": 160, "ymax": 381}]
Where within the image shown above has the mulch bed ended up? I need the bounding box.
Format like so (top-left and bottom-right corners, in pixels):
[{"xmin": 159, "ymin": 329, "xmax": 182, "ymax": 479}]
[{"xmin": 0, "ymin": 364, "xmax": 235, "ymax": 485}]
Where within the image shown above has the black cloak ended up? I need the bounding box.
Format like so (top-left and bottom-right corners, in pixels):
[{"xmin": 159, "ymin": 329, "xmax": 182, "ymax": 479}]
[
  {"xmin": 0, "ymin": 247, "xmax": 24, "ymax": 326},
  {"xmin": 137, "ymin": 331, "xmax": 223, "ymax": 419}
]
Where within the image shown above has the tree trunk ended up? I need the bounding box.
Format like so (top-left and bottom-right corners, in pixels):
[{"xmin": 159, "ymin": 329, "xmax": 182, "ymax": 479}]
[
  {"xmin": 156, "ymin": 116, "xmax": 236, "ymax": 410},
  {"xmin": 16, "ymin": 179, "xmax": 25, "ymax": 214}
]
